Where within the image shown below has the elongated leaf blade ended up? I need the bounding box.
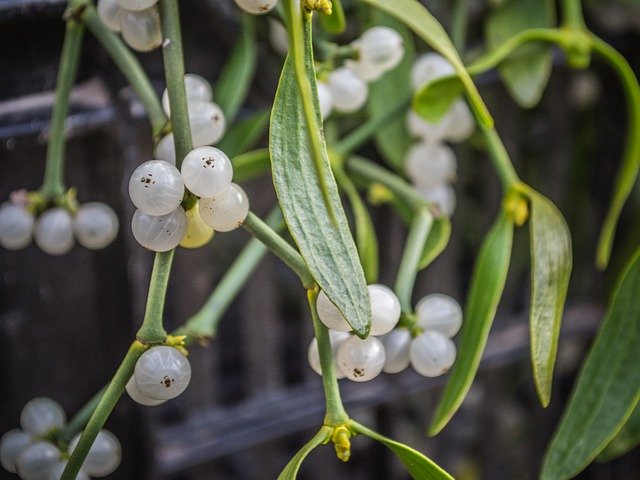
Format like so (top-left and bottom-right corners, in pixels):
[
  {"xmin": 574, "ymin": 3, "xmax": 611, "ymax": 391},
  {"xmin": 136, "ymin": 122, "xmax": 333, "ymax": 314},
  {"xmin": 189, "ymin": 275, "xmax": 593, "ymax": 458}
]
[
  {"xmin": 528, "ymin": 191, "xmax": 572, "ymax": 406},
  {"xmin": 350, "ymin": 421, "xmax": 453, "ymax": 480},
  {"xmin": 359, "ymin": 0, "xmax": 493, "ymax": 128},
  {"xmin": 419, "ymin": 217, "xmax": 451, "ymax": 270},
  {"xmin": 541, "ymin": 248, "xmax": 640, "ymax": 480},
  {"xmin": 429, "ymin": 214, "xmax": 513, "ymax": 435},
  {"xmin": 217, "ymin": 108, "xmax": 270, "ymax": 158},
  {"xmin": 319, "ymin": 0, "xmax": 346, "ymax": 34},
  {"xmin": 277, "ymin": 428, "xmax": 332, "ymax": 480},
  {"xmin": 598, "ymin": 402, "xmax": 640, "ymax": 462},
  {"xmin": 270, "ymin": 26, "xmax": 371, "ymax": 336}
]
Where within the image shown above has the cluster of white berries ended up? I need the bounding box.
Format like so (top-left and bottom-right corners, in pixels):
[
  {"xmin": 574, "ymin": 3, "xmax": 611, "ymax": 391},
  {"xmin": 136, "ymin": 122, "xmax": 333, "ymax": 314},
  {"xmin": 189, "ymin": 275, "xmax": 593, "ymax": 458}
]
[
  {"xmin": 317, "ymin": 27, "xmax": 405, "ymax": 119},
  {"xmin": 233, "ymin": 0, "xmax": 279, "ymax": 15},
  {"xmin": 308, "ymin": 289, "xmax": 461, "ymax": 381},
  {"xmin": 0, "ymin": 398, "xmax": 121, "ymax": 480},
  {"xmin": 97, "ymin": 0, "xmax": 162, "ymax": 53},
  {"xmin": 126, "ymin": 346, "xmax": 191, "ymax": 406},
  {"xmin": 405, "ymin": 53, "xmax": 476, "ymax": 218},
  {"xmin": 0, "ymin": 197, "xmax": 118, "ymax": 255}
]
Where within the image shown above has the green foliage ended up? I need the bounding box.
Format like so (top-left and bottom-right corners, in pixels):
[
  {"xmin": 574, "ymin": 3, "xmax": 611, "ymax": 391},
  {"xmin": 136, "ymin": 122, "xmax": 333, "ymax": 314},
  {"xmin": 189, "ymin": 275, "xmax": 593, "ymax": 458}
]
[
  {"xmin": 413, "ymin": 76, "xmax": 464, "ymax": 123},
  {"xmin": 319, "ymin": 0, "xmax": 346, "ymax": 34},
  {"xmin": 217, "ymin": 108, "xmax": 270, "ymax": 158},
  {"xmin": 598, "ymin": 402, "xmax": 640, "ymax": 462},
  {"xmin": 277, "ymin": 428, "xmax": 332, "ymax": 479},
  {"xmin": 419, "ymin": 217, "xmax": 451, "ymax": 270}
]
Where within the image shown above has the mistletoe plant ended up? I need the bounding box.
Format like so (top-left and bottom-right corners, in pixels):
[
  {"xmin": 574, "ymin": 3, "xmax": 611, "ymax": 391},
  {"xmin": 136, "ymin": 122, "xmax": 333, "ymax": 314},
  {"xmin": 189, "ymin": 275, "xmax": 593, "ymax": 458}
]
[{"xmin": 0, "ymin": 0, "xmax": 639, "ymax": 479}]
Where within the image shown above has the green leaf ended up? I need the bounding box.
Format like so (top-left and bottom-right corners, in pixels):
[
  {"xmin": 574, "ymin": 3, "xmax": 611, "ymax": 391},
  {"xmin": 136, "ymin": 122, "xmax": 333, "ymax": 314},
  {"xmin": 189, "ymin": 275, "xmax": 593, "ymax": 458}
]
[
  {"xmin": 359, "ymin": 0, "xmax": 493, "ymax": 128},
  {"xmin": 277, "ymin": 427, "xmax": 332, "ymax": 480},
  {"xmin": 486, "ymin": 0, "xmax": 555, "ymax": 108},
  {"xmin": 429, "ymin": 214, "xmax": 513, "ymax": 435},
  {"xmin": 270, "ymin": 19, "xmax": 371, "ymax": 337},
  {"xmin": 350, "ymin": 421, "xmax": 453, "ymax": 480},
  {"xmin": 367, "ymin": 11, "xmax": 415, "ymax": 169},
  {"xmin": 213, "ymin": 14, "xmax": 257, "ymax": 121},
  {"xmin": 319, "ymin": 0, "xmax": 346, "ymax": 34},
  {"xmin": 217, "ymin": 108, "xmax": 270, "ymax": 158},
  {"xmin": 598, "ymin": 402, "xmax": 640, "ymax": 463},
  {"xmin": 527, "ymin": 191, "xmax": 572, "ymax": 407},
  {"xmin": 231, "ymin": 148, "xmax": 271, "ymax": 183},
  {"xmin": 541, "ymin": 247, "xmax": 640, "ymax": 480},
  {"xmin": 413, "ymin": 76, "xmax": 465, "ymax": 123},
  {"xmin": 419, "ymin": 216, "xmax": 451, "ymax": 270}
]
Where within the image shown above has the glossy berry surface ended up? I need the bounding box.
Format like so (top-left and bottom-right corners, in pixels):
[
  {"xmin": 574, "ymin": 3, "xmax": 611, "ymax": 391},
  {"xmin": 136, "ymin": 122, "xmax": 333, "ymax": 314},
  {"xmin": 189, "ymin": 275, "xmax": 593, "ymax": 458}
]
[
  {"xmin": 307, "ymin": 330, "xmax": 350, "ymax": 379},
  {"xmin": 181, "ymin": 146, "xmax": 233, "ymax": 198},
  {"xmin": 125, "ymin": 376, "xmax": 166, "ymax": 406},
  {"xmin": 162, "ymin": 74, "xmax": 213, "ymax": 115},
  {"xmin": 73, "ymin": 202, "xmax": 119, "ymax": 250},
  {"xmin": 233, "ymin": 0, "xmax": 278, "ymax": 15},
  {"xmin": 188, "ymin": 101, "xmax": 227, "ymax": 147},
  {"xmin": 0, "ymin": 429, "xmax": 31, "ymax": 474},
  {"xmin": 131, "ymin": 207, "xmax": 187, "ymax": 252},
  {"xmin": 97, "ymin": 0, "xmax": 124, "ymax": 32},
  {"xmin": 128, "ymin": 160, "xmax": 184, "ymax": 216},
  {"xmin": 415, "ymin": 294, "xmax": 463, "ymax": 338},
  {"xmin": 368, "ymin": 284, "xmax": 401, "ymax": 336},
  {"xmin": 134, "ymin": 346, "xmax": 192, "ymax": 400},
  {"xmin": 199, "ymin": 183, "xmax": 249, "ymax": 232},
  {"xmin": 316, "ymin": 290, "xmax": 352, "ymax": 332},
  {"xmin": 120, "ymin": 7, "xmax": 162, "ymax": 53},
  {"xmin": 336, "ymin": 336, "xmax": 386, "ymax": 382},
  {"xmin": 69, "ymin": 430, "xmax": 121, "ymax": 477},
  {"xmin": 380, "ymin": 328, "xmax": 412, "ymax": 374},
  {"xmin": 316, "ymin": 81, "xmax": 333, "ymax": 120},
  {"xmin": 15, "ymin": 442, "xmax": 59, "ymax": 480},
  {"xmin": 347, "ymin": 26, "xmax": 404, "ymax": 81},
  {"xmin": 411, "ymin": 53, "xmax": 455, "ymax": 91},
  {"xmin": 405, "ymin": 142, "xmax": 457, "ymax": 188},
  {"xmin": 116, "ymin": 0, "xmax": 157, "ymax": 11},
  {"xmin": 410, "ymin": 330, "xmax": 456, "ymax": 377},
  {"xmin": 0, "ymin": 202, "xmax": 34, "ymax": 250},
  {"xmin": 20, "ymin": 398, "xmax": 66, "ymax": 437},
  {"xmin": 417, "ymin": 184, "xmax": 456, "ymax": 218},
  {"xmin": 34, "ymin": 209, "xmax": 74, "ymax": 256},
  {"xmin": 327, "ymin": 67, "xmax": 368, "ymax": 113},
  {"xmin": 47, "ymin": 462, "xmax": 89, "ymax": 480}
]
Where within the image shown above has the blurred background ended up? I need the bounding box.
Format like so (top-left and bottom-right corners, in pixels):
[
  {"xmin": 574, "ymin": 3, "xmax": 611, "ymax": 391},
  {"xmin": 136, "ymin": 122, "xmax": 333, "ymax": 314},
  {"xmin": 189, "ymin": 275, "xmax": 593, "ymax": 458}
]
[{"xmin": 1, "ymin": 0, "xmax": 640, "ymax": 478}]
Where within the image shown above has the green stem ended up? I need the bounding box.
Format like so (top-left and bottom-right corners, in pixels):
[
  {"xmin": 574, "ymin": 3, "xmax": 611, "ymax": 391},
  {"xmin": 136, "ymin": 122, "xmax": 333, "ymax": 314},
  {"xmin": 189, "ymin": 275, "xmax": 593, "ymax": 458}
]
[
  {"xmin": 561, "ymin": 0, "xmax": 586, "ymax": 29},
  {"xmin": 242, "ymin": 212, "xmax": 316, "ymax": 288},
  {"xmin": 481, "ymin": 126, "xmax": 521, "ymax": 190},
  {"xmin": 81, "ymin": 6, "xmax": 167, "ymax": 138},
  {"xmin": 136, "ymin": 250, "xmax": 174, "ymax": 343},
  {"xmin": 57, "ymin": 388, "xmax": 105, "ymax": 444},
  {"xmin": 39, "ymin": 20, "xmax": 84, "ymax": 199},
  {"xmin": 394, "ymin": 208, "xmax": 433, "ymax": 312},
  {"xmin": 308, "ymin": 288, "xmax": 348, "ymax": 426},
  {"xmin": 451, "ymin": 0, "xmax": 469, "ymax": 52},
  {"xmin": 159, "ymin": 0, "xmax": 192, "ymax": 167},
  {"xmin": 61, "ymin": 342, "xmax": 148, "ymax": 480}
]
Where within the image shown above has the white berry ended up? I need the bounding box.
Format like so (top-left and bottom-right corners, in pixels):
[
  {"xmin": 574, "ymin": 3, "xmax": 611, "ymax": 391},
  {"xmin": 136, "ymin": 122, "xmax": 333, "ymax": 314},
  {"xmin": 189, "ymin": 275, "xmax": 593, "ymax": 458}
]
[
  {"xmin": 120, "ymin": 7, "xmax": 162, "ymax": 53},
  {"xmin": 47, "ymin": 462, "xmax": 89, "ymax": 480},
  {"xmin": 73, "ymin": 202, "xmax": 119, "ymax": 250},
  {"xmin": 20, "ymin": 398, "xmax": 66, "ymax": 437},
  {"xmin": 0, "ymin": 202, "xmax": 34, "ymax": 250},
  {"xmin": 188, "ymin": 101, "xmax": 227, "ymax": 147},
  {"xmin": 1, "ymin": 430, "xmax": 31, "ymax": 474},
  {"xmin": 128, "ymin": 160, "xmax": 184, "ymax": 216},
  {"xmin": 131, "ymin": 207, "xmax": 187, "ymax": 252},
  {"xmin": 380, "ymin": 329, "xmax": 412, "ymax": 374},
  {"xmin": 316, "ymin": 290, "xmax": 351, "ymax": 332},
  {"xmin": 233, "ymin": 0, "xmax": 278, "ymax": 15},
  {"xmin": 417, "ymin": 183, "xmax": 456, "ymax": 218},
  {"xmin": 154, "ymin": 133, "xmax": 176, "ymax": 165},
  {"xmin": 347, "ymin": 27, "xmax": 404, "ymax": 81},
  {"xmin": 411, "ymin": 53, "xmax": 455, "ymax": 91},
  {"xmin": 268, "ymin": 19, "xmax": 289, "ymax": 56},
  {"xmin": 410, "ymin": 330, "xmax": 456, "ymax": 377},
  {"xmin": 336, "ymin": 336, "xmax": 386, "ymax": 382},
  {"xmin": 33, "ymin": 209, "xmax": 74, "ymax": 256},
  {"xmin": 69, "ymin": 430, "xmax": 121, "ymax": 477},
  {"xmin": 317, "ymin": 81, "xmax": 333, "ymax": 120},
  {"xmin": 443, "ymin": 99, "xmax": 475, "ymax": 143},
  {"xmin": 406, "ymin": 109, "xmax": 450, "ymax": 143},
  {"xmin": 415, "ymin": 294, "xmax": 462, "ymax": 338},
  {"xmin": 181, "ymin": 146, "xmax": 233, "ymax": 198},
  {"xmin": 198, "ymin": 183, "xmax": 249, "ymax": 232},
  {"xmin": 405, "ymin": 142, "xmax": 457, "ymax": 188},
  {"xmin": 368, "ymin": 284, "xmax": 401, "ymax": 336},
  {"xmin": 97, "ymin": 0, "xmax": 125, "ymax": 32},
  {"xmin": 134, "ymin": 346, "xmax": 191, "ymax": 400},
  {"xmin": 162, "ymin": 74, "xmax": 213, "ymax": 116},
  {"xmin": 327, "ymin": 67, "xmax": 368, "ymax": 113},
  {"xmin": 307, "ymin": 330, "xmax": 351, "ymax": 379},
  {"xmin": 126, "ymin": 376, "xmax": 166, "ymax": 406},
  {"xmin": 116, "ymin": 0, "xmax": 157, "ymax": 11},
  {"xmin": 15, "ymin": 442, "xmax": 59, "ymax": 480}
]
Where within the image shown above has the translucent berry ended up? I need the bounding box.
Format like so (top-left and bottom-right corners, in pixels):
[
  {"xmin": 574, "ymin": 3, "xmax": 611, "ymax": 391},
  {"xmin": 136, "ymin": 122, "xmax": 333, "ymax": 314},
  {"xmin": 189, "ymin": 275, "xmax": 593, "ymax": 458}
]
[
  {"xmin": 444, "ymin": 99, "xmax": 475, "ymax": 143},
  {"xmin": 410, "ymin": 330, "xmax": 456, "ymax": 377},
  {"xmin": 125, "ymin": 376, "xmax": 166, "ymax": 406},
  {"xmin": 20, "ymin": 398, "xmax": 66, "ymax": 437},
  {"xmin": 154, "ymin": 133, "xmax": 176, "ymax": 165},
  {"xmin": 327, "ymin": 67, "xmax": 368, "ymax": 113},
  {"xmin": 411, "ymin": 53, "xmax": 455, "ymax": 91},
  {"xmin": 69, "ymin": 430, "xmax": 121, "ymax": 477},
  {"xmin": 47, "ymin": 462, "xmax": 89, "ymax": 480},
  {"xmin": 179, "ymin": 204, "xmax": 214, "ymax": 249},
  {"xmin": 97, "ymin": 0, "xmax": 125, "ymax": 32},
  {"xmin": 73, "ymin": 202, "xmax": 119, "ymax": 250},
  {"xmin": 128, "ymin": 160, "xmax": 184, "ymax": 216},
  {"xmin": 316, "ymin": 290, "xmax": 351, "ymax": 332},
  {"xmin": 134, "ymin": 346, "xmax": 192, "ymax": 400},
  {"xmin": 317, "ymin": 81, "xmax": 333, "ymax": 120},
  {"xmin": 116, "ymin": 0, "xmax": 157, "ymax": 11},
  {"xmin": 33, "ymin": 209, "xmax": 74, "ymax": 256},
  {"xmin": 180, "ymin": 146, "xmax": 233, "ymax": 198},
  {"xmin": 188, "ymin": 101, "xmax": 227, "ymax": 147},
  {"xmin": 336, "ymin": 336, "xmax": 386, "ymax": 382},
  {"xmin": 406, "ymin": 109, "xmax": 450, "ymax": 143},
  {"xmin": 198, "ymin": 183, "xmax": 249, "ymax": 232},
  {"xmin": 415, "ymin": 294, "xmax": 462, "ymax": 338},
  {"xmin": 268, "ymin": 19, "xmax": 289, "ymax": 56},
  {"xmin": 0, "ymin": 202, "xmax": 34, "ymax": 250},
  {"xmin": 368, "ymin": 284, "xmax": 401, "ymax": 336},
  {"xmin": 233, "ymin": 0, "xmax": 278, "ymax": 15},
  {"xmin": 131, "ymin": 207, "xmax": 187, "ymax": 252},
  {"xmin": 120, "ymin": 7, "xmax": 162, "ymax": 53},
  {"xmin": 380, "ymin": 329, "xmax": 412, "ymax": 374},
  {"xmin": 1, "ymin": 430, "xmax": 31, "ymax": 474},
  {"xmin": 405, "ymin": 142, "xmax": 457, "ymax": 188},
  {"xmin": 161, "ymin": 74, "xmax": 213, "ymax": 116},
  {"xmin": 417, "ymin": 184, "xmax": 456, "ymax": 218},
  {"xmin": 347, "ymin": 27, "xmax": 404, "ymax": 81},
  {"xmin": 15, "ymin": 442, "xmax": 59, "ymax": 480},
  {"xmin": 307, "ymin": 330, "xmax": 350, "ymax": 379}
]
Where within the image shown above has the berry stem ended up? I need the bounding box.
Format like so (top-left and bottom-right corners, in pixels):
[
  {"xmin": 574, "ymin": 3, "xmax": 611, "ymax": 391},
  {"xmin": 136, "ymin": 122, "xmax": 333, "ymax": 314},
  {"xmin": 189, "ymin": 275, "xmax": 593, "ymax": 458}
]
[
  {"xmin": 560, "ymin": 0, "xmax": 586, "ymax": 30},
  {"xmin": 159, "ymin": 0, "xmax": 193, "ymax": 168},
  {"xmin": 136, "ymin": 250, "xmax": 174, "ymax": 344},
  {"xmin": 242, "ymin": 211, "xmax": 316, "ymax": 289},
  {"xmin": 61, "ymin": 341, "xmax": 149, "ymax": 480},
  {"xmin": 81, "ymin": 5, "xmax": 168, "ymax": 139},
  {"xmin": 57, "ymin": 387, "xmax": 106, "ymax": 444},
  {"xmin": 307, "ymin": 288, "xmax": 349, "ymax": 427},
  {"xmin": 394, "ymin": 207, "xmax": 433, "ymax": 313},
  {"xmin": 39, "ymin": 20, "xmax": 84, "ymax": 200}
]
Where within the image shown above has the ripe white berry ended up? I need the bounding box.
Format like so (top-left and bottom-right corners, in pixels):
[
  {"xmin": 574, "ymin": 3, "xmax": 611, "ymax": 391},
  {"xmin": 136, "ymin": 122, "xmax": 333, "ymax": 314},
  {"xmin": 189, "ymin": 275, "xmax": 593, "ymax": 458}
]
[
  {"xmin": 73, "ymin": 202, "xmax": 119, "ymax": 250},
  {"xmin": 443, "ymin": 99, "xmax": 475, "ymax": 143},
  {"xmin": 154, "ymin": 133, "xmax": 176, "ymax": 165},
  {"xmin": 181, "ymin": 146, "xmax": 233, "ymax": 198},
  {"xmin": 69, "ymin": 430, "xmax": 121, "ymax": 477},
  {"xmin": 347, "ymin": 27, "xmax": 404, "ymax": 81},
  {"xmin": 134, "ymin": 346, "xmax": 192, "ymax": 400},
  {"xmin": 415, "ymin": 294, "xmax": 462, "ymax": 338},
  {"xmin": 116, "ymin": 0, "xmax": 157, "ymax": 11},
  {"xmin": 33, "ymin": 209, "xmax": 74, "ymax": 256},
  {"xmin": 368, "ymin": 284, "xmax": 401, "ymax": 336},
  {"xmin": 317, "ymin": 81, "xmax": 333, "ymax": 120},
  {"xmin": 410, "ymin": 330, "xmax": 456, "ymax": 377},
  {"xmin": 307, "ymin": 330, "xmax": 351, "ymax": 379},
  {"xmin": 47, "ymin": 462, "xmax": 90, "ymax": 480},
  {"xmin": 380, "ymin": 329, "xmax": 412, "ymax": 374},
  {"xmin": 405, "ymin": 142, "xmax": 457, "ymax": 188},
  {"xmin": 1, "ymin": 430, "xmax": 31, "ymax": 474},
  {"xmin": 268, "ymin": 19, "xmax": 289, "ymax": 56},
  {"xmin": 198, "ymin": 183, "xmax": 249, "ymax": 232},
  {"xmin": 15, "ymin": 442, "xmax": 60, "ymax": 480},
  {"xmin": 417, "ymin": 184, "xmax": 456, "ymax": 218},
  {"xmin": 327, "ymin": 67, "xmax": 368, "ymax": 113},
  {"xmin": 411, "ymin": 53, "xmax": 455, "ymax": 91},
  {"xmin": 0, "ymin": 202, "xmax": 34, "ymax": 250},
  {"xmin": 188, "ymin": 101, "xmax": 227, "ymax": 147},
  {"xmin": 316, "ymin": 290, "xmax": 351, "ymax": 332},
  {"xmin": 128, "ymin": 160, "xmax": 184, "ymax": 216},
  {"xmin": 233, "ymin": 0, "xmax": 278, "ymax": 15},
  {"xmin": 131, "ymin": 207, "xmax": 187, "ymax": 252},
  {"xmin": 120, "ymin": 7, "xmax": 162, "ymax": 53},
  {"xmin": 406, "ymin": 109, "xmax": 450, "ymax": 143},
  {"xmin": 336, "ymin": 336, "xmax": 386, "ymax": 382},
  {"xmin": 97, "ymin": 0, "xmax": 125, "ymax": 32},
  {"xmin": 125, "ymin": 376, "xmax": 166, "ymax": 406},
  {"xmin": 161, "ymin": 74, "xmax": 213, "ymax": 116},
  {"xmin": 20, "ymin": 398, "xmax": 66, "ymax": 437}
]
